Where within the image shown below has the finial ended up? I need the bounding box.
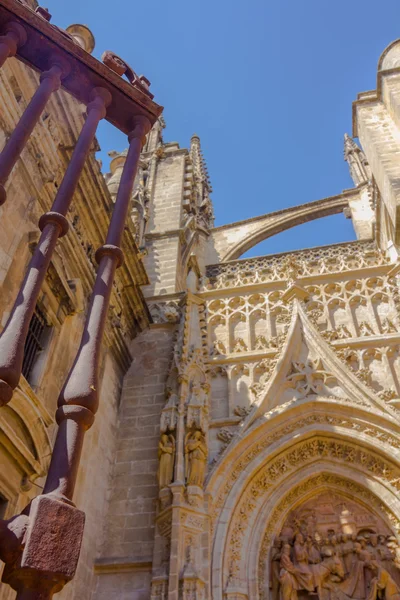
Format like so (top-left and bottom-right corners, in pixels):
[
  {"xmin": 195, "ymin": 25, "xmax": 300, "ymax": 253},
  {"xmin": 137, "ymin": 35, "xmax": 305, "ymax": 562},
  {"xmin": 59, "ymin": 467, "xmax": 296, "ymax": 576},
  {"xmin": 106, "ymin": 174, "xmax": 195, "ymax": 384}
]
[
  {"xmin": 343, "ymin": 133, "xmax": 371, "ymax": 186},
  {"xmin": 343, "ymin": 133, "xmax": 359, "ymax": 159},
  {"xmin": 66, "ymin": 24, "xmax": 95, "ymax": 54}
]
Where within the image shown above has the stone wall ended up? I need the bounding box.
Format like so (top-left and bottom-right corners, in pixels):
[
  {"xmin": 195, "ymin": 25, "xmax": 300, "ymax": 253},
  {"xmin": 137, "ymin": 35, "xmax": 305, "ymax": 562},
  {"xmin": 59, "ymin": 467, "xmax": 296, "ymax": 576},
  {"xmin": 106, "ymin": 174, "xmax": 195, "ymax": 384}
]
[{"xmin": 93, "ymin": 325, "xmax": 176, "ymax": 599}]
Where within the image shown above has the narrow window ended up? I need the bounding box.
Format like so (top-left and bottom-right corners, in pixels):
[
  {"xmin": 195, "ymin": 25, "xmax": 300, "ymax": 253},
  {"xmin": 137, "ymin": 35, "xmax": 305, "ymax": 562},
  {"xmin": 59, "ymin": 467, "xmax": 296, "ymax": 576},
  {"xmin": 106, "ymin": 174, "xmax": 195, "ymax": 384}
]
[
  {"xmin": 22, "ymin": 306, "xmax": 49, "ymax": 383},
  {"xmin": 0, "ymin": 494, "xmax": 8, "ymax": 519}
]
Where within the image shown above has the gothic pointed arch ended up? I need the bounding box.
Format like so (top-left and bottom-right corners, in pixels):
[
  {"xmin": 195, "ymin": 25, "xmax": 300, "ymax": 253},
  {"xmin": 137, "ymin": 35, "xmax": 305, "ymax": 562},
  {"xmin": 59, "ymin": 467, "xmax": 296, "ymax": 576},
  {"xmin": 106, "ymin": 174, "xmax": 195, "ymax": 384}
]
[{"xmin": 208, "ymin": 424, "xmax": 400, "ymax": 599}]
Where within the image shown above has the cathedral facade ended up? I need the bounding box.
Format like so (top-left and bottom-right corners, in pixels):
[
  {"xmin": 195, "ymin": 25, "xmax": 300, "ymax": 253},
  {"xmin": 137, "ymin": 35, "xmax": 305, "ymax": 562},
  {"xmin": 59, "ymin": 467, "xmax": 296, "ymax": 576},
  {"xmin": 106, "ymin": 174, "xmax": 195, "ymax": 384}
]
[{"xmin": 2, "ymin": 7, "xmax": 400, "ymax": 600}]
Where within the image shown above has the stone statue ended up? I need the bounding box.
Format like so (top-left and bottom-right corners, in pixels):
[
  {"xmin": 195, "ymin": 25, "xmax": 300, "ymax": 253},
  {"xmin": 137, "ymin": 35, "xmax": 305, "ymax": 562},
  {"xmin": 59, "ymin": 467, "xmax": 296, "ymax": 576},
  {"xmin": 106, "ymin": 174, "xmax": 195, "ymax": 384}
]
[
  {"xmin": 185, "ymin": 430, "xmax": 207, "ymax": 486},
  {"xmin": 157, "ymin": 434, "xmax": 175, "ymax": 489}
]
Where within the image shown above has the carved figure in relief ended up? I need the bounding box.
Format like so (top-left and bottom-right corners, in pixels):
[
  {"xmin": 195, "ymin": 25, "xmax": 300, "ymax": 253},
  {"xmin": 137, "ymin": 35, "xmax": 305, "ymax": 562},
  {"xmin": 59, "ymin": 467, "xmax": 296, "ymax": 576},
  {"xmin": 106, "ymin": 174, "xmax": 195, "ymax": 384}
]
[
  {"xmin": 308, "ymin": 536, "xmax": 322, "ymax": 564},
  {"xmin": 293, "ymin": 533, "xmax": 314, "ymax": 590},
  {"xmin": 279, "ymin": 544, "xmax": 345, "ymax": 600},
  {"xmin": 189, "ymin": 383, "xmax": 207, "ymax": 408},
  {"xmin": 279, "ymin": 543, "xmax": 308, "ymax": 600},
  {"xmin": 367, "ymin": 563, "xmax": 400, "ymax": 600},
  {"xmin": 270, "ymin": 538, "xmax": 282, "ymax": 600},
  {"xmin": 157, "ymin": 434, "xmax": 175, "ymax": 489},
  {"xmin": 341, "ymin": 534, "xmax": 354, "ymax": 575},
  {"xmin": 185, "ymin": 430, "xmax": 207, "ymax": 486},
  {"xmin": 271, "ymin": 493, "xmax": 400, "ymax": 600}
]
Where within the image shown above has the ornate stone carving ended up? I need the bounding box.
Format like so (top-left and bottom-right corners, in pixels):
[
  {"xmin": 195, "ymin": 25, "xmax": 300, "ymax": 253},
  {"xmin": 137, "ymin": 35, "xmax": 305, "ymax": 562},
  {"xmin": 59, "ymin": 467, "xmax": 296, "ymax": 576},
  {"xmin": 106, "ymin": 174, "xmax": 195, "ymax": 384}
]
[
  {"xmin": 258, "ymin": 474, "xmax": 400, "ymax": 596},
  {"xmin": 232, "ymin": 338, "xmax": 248, "ymax": 353},
  {"xmin": 149, "ymin": 301, "xmax": 181, "ymax": 324},
  {"xmin": 223, "ymin": 437, "xmax": 400, "ymax": 585},
  {"xmin": 185, "ymin": 430, "xmax": 207, "ymax": 487},
  {"xmin": 203, "ymin": 241, "xmax": 388, "ymax": 291},
  {"xmin": 157, "ymin": 434, "xmax": 175, "ymax": 489},
  {"xmin": 160, "ymin": 388, "xmax": 179, "ymax": 433},
  {"xmin": 267, "ymin": 491, "xmax": 400, "ymax": 600},
  {"xmin": 186, "ymin": 383, "xmax": 209, "ymax": 433},
  {"xmin": 285, "ymin": 358, "xmax": 338, "ymax": 398},
  {"xmin": 211, "ymin": 421, "xmax": 400, "ymax": 533},
  {"xmin": 233, "ymin": 405, "xmax": 253, "ymax": 418},
  {"xmin": 150, "ymin": 577, "xmax": 168, "ymax": 600},
  {"xmin": 217, "ymin": 428, "xmax": 234, "ymax": 446}
]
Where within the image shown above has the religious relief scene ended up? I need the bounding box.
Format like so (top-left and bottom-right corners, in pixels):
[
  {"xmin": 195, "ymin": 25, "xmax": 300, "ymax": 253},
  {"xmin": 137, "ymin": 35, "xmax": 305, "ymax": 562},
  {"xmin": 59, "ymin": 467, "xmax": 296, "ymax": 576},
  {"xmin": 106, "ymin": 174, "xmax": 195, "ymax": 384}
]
[
  {"xmin": 2, "ymin": 2, "xmax": 400, "ymax": 600},
  {"xmin": 270, "ymin": 494, "xmax": 400, "ymax": 600}
]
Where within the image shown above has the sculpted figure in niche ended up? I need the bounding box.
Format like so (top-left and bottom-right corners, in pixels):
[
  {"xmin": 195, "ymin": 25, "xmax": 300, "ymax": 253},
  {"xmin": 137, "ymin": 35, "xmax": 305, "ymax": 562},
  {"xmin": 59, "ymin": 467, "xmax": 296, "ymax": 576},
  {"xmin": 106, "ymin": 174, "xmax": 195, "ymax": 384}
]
[
  {"xmin": 157, "ymin": 434, "xmax": 175, "ymax": 489},
  {"xmin": 189, "ymin": 382, "xmax": 207, "ymax": 408},
  {"xmin": 185, "ymin": 430, "xmax": 207, "ymax": 486}
]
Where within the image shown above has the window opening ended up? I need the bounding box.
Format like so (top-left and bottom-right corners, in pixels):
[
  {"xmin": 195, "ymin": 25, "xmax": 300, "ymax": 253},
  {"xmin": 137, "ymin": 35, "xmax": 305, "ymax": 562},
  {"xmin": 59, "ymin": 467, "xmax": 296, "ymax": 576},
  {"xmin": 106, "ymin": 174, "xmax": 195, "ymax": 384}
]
[
  {"xmin": 0, "ymin": 494, "xmax": 8, "ymax": 519},
  {"xmin": 22, "ymin": 306, "xmax": 48, "ymax": 382}
]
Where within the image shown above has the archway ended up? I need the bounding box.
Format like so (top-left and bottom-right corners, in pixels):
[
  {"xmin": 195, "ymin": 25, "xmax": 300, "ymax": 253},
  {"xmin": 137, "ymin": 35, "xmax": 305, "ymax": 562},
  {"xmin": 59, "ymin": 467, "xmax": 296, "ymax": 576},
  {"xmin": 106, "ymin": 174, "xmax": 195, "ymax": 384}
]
[{"xmin": 209, "ymin": 426, "xmax": 400, "ymax": 600}]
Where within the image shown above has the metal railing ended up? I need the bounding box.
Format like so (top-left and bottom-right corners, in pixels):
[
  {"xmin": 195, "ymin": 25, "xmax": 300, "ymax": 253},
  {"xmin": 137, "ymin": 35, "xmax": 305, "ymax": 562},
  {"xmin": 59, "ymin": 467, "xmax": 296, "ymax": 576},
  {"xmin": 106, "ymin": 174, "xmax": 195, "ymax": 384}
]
[{"xmin": 0, "ymin": 1, "xmax": 162, "ymax": 597}]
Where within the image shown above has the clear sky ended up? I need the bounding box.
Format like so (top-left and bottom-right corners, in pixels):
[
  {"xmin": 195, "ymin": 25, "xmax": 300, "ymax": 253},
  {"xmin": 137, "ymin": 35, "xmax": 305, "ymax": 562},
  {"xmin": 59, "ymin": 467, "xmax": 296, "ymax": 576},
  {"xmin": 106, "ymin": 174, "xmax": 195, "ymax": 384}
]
[{"xmin": 46, "ymin": 0, "xmax": 400, "ymax": 258}]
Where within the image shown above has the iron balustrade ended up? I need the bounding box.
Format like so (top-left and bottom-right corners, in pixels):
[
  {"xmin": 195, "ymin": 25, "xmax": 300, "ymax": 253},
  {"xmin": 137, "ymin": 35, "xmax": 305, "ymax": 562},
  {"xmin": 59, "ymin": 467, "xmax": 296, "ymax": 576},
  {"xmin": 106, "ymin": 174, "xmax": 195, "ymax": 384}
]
[{"xmin": 0, "ymin": 1, "xmax": 163, "ymax": 597}]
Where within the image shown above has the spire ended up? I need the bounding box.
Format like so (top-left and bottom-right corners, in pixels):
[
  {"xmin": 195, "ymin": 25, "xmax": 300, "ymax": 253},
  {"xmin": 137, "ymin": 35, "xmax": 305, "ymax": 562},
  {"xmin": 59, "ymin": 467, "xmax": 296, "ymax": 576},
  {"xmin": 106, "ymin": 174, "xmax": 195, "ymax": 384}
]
[
  {"xmin": 190, "ymin": 134, "xmax": 212, "ymax": 193},
  {"xmin": 143, "ymin": 116, "xmax": 165, "ymax": 153},
  {"xmin": 190, "ymin": 133, "xmax": 214, "ymax": 228},
  {"xmin": 344, "ymin": 133, "xmax": 371, "ymax": 187}
]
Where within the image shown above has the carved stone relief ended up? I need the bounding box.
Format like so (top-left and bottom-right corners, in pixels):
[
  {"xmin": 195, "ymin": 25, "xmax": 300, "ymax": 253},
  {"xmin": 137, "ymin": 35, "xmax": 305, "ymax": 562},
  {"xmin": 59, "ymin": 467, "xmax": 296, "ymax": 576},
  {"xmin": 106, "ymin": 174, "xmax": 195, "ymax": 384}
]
[
  {"xmin": 202, "ymin": 241, "xmax": 388, "ymax": 291},
  {"xmin": 267, "ymin": 492, "xmax": 400, "ymax": 600}
]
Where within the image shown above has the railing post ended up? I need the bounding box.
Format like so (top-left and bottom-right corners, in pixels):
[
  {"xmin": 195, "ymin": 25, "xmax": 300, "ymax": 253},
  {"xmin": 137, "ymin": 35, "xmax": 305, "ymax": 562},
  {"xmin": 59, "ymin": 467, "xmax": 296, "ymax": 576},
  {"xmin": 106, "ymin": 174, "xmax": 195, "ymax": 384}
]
[
  {"xmin": 0, "ymin": 62, "xmax": 71, "ymax": 205},
  {"xmin": 0, "ymin": 115, "xmax": 151, "ymax": 599},
  {"xmin": 0, "ymin": 87, "xmax": 111, "ymax": 407},
  {"xmin": 44, "ymin": 114, "xmax": 151, "ymax": 501},
  {"xmin": 0, "ymin": 22, "xmax": 27, "ymax": 68}
]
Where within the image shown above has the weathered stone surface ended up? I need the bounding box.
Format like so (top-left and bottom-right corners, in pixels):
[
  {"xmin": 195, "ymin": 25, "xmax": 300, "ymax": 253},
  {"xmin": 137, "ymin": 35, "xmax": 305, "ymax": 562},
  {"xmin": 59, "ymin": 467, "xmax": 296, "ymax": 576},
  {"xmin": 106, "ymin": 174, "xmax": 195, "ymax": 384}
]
[{"xmin": 4, "ymin": 30, "xmax": 400, "ymax": 600}]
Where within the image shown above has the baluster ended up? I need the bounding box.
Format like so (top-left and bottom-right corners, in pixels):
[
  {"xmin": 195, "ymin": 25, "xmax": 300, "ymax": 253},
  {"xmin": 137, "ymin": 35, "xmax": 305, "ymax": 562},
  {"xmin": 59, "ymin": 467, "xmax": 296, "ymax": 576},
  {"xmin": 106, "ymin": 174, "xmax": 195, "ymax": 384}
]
[
  {"xmin": 0, "ymin": 115, "xmax": 151, "ymax": 600},
  {"xmin": 43, "ymin": 115, "xmax": 151, "ymax": 502},
  {"xmin": 0, "ymin": 22, "xmax": 27, "ymax": 69},
  {"xmin": 0, "ymin": 62, "xmax": 71, "ymax": 205},
  {"xmin": 0, "ymin": 87, "xmax": 112, "ymax": 407}
]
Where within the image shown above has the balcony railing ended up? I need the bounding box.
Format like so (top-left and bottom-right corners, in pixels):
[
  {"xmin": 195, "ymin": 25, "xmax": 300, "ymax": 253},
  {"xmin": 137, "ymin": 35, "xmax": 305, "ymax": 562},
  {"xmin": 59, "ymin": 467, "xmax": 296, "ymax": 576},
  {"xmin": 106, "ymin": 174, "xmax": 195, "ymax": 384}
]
[{"xmin": 0, "ymin": 1, "xmax": 163, "ymax": 597}]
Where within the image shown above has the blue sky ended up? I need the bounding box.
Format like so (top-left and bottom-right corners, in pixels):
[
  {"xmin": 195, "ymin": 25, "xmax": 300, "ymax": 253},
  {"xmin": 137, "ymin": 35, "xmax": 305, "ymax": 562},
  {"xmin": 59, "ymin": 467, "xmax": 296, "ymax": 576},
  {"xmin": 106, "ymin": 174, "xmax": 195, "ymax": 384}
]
[{"xmin": 46, "ymin": 0, "xmax": 399, "ymax": 258}]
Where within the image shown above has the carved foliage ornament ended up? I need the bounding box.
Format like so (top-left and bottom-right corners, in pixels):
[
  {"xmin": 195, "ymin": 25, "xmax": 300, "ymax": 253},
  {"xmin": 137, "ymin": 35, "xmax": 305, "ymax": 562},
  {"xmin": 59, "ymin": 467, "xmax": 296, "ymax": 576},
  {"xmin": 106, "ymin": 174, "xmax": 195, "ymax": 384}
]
[
  {"xmin": 210, "ymin": 417, "xmax": 400, "ymax": 530},
  {"xmin": 203, "ymin": 241, "xmax": 388, "ymax": 291}
]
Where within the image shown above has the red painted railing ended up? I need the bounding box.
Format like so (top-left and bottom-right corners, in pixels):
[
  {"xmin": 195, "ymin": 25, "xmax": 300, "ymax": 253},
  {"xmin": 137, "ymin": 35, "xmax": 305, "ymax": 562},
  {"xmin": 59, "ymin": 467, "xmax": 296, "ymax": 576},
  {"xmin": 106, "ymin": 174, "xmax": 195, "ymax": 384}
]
[{"xmin": 0, "ymin": 1, "xmax": 162, "ymax": 597}]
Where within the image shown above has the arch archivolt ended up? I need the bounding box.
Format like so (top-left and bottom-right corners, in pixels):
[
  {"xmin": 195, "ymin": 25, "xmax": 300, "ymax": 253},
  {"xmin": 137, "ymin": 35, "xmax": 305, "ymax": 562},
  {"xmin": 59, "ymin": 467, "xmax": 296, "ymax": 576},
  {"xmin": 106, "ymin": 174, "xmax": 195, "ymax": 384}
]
[
  {"xmin": 208, "ymin": 417, "xmax": 400, "ymax": 599},
  {"xmin": 207, "ymin": 400, "xmax": 400, "ymax": 524}
]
